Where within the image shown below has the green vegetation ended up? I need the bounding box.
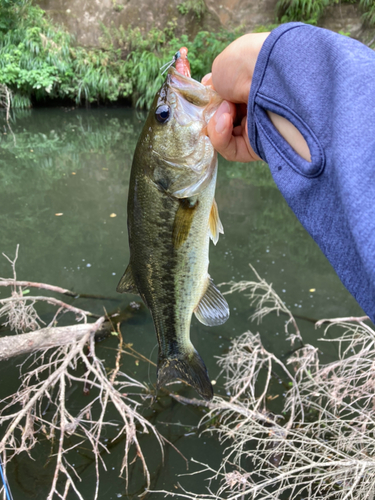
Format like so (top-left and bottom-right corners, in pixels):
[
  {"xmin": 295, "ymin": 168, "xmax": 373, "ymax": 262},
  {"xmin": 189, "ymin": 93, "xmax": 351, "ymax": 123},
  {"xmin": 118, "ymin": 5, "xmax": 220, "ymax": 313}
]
[
  {"xmin": 361, "ymin": 0, "xmax": 375, "ymax": 26},
  {"xmin": 0, "ymin": 0, "xmax": 374, "ymax": 111},
  {"xmin": 0, "ymin": 0, "xmax": 243, "ymax": 110},
  {"xmin": 276, "ymin": 0, "xmax": 331, "ymax": 25},
  {"xmin": 276, "ymin": 0, "xmax": 375, "ymax": 26},
  {"xmin": 177, "ymin": 0, "xmax": 206, "ymax": 18},
  {"xmin": 0, "ymin": 0, "xmax": 133, "ymax": 108},
  {"xmin": 111, "ymin": 0, "xmax": 124, "ymax": 12},
  {"xmin": 123, "ymin": 26, "xmax": 244, "ymax": 108},
  {"xmin": 99, "ymin": 22, "xmax": 244, "ymax": 108}
]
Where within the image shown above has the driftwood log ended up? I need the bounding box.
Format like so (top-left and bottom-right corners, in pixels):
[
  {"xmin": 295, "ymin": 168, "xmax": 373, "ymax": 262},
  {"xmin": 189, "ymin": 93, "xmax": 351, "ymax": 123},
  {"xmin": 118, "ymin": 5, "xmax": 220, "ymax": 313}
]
[
  {"xmin": 0, "ymin": 319, "xmax": 107, "ymax": 361},
  {"xmin": 0, "ymin": 302, "xmax": 145, "ymax": 361}
]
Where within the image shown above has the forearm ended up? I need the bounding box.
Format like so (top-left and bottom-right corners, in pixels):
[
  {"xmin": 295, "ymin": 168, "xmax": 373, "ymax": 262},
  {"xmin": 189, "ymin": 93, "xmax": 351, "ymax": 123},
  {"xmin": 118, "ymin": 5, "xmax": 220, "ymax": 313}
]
[
  {"xmin": 266, "ymin": 111, "xmax": 311, "ymax": 162},
  {"xmin": 247, "ymin": 22, "xmax": 375, "ymax": 321}
]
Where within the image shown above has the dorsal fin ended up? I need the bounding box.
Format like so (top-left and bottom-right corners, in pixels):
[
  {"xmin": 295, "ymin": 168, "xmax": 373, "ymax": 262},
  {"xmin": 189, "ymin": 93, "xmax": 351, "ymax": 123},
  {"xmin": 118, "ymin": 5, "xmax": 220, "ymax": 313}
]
[
  {"xmin": 194, "ymin": 276, "xmax": 229, "ymax": 326},
  {"xmin": 116, "ymin": 264, "xmax": 139, "ymax": 295},
  {"xmin": 209, "ymin": 199, "xmax": 223, "ymax": 245}
]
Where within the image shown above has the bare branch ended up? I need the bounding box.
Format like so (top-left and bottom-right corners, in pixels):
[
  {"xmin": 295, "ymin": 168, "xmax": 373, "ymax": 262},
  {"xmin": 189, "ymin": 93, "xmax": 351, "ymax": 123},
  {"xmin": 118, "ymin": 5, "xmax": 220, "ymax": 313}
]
[
  {"xmin": 150, "ymin": 267, "xmax": 375, "ymax": 500},
  {"xmin": 0, "ymin": 279, "xmax": 119, "ymax": 301},
  {"xmin": 0, "ymin": 248, "xmax": 164, "ymax": 499},
  {"xmin": 222, "ymin": 264, "xmax": 303, "ymax": 345},
  {"xmin": 0, "ymin": 321, "xmax": 114, "ymax": 360},
  {"xmin": 0, "ymin": 295, "xmax": 100, "ymax": 319},
  {"xmin": 315, "ymin": 315, "xmax": 371, "ymax": 327}
]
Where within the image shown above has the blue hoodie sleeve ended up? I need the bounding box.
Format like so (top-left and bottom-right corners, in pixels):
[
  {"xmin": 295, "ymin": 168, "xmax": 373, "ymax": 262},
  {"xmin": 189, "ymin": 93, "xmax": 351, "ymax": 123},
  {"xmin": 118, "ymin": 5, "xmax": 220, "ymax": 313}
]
[{"xmin": 247, "ymin": 22, "xmax": 375, "ymax": 322}]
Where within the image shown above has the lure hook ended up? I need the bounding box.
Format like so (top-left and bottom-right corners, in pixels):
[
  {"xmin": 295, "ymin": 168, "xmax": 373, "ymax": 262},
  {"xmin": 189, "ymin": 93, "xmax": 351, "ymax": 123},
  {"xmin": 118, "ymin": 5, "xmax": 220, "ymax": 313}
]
[{"xmin": 160, "ymin": 51, "xmax": 180, "ymax": 75}]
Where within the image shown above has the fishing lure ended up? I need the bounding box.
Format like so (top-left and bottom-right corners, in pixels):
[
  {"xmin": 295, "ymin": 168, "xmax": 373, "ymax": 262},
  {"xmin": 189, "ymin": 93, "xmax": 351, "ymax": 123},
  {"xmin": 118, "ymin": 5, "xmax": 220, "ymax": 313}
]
[{"xmin": 160, "ymin": 47, "xmax": 191, "ymax": 77}]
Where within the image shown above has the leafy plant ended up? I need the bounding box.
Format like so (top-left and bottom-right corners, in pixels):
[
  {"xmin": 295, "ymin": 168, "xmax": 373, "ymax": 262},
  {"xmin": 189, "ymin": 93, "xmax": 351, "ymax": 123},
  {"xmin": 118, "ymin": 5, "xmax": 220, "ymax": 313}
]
[
  {"xmin": 360, "ymin": 0, "xmax": 375, "ymax": 26},
  {"xmin": 5, "ymin": 0, "xmax": 373, "ymax": 110},
  {"xmin": 277, "ymin": 0, "xmax": 375, "ymax": 27},
  {"xmin": 177, "ymin": 0, "xmax": 206, "ymax": 18},
  {"xmin": 0, "ymin": 0, "xmax": 244, "ymax": 110},
  {"xmin": 111, "ymin": 0, "xmax": 124, "ymax": 12},
  {"xmin": 276, "ymin": 0, "xmax": 331, "ymax": 25},
  {"xmin": 103, "ymin": 23, "xmax": 245, "ymax": 108},
  {"xmin": 0, "ymin": 0, "xmax": 134, "ymax": 107}
]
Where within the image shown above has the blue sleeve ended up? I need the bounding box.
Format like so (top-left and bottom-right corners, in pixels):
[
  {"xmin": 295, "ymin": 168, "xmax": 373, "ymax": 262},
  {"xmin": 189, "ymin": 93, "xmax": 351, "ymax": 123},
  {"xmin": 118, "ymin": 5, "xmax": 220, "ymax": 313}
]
[{"xmin": 247, "ymin": 22, "xmax": 375, "ymax": 322}]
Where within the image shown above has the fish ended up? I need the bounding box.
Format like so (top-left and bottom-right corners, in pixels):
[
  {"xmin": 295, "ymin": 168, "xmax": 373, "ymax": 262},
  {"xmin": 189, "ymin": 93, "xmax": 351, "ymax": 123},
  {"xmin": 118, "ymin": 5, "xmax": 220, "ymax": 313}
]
[{"xmin": 117, "ymin": 65, "xmax": 229, "ymax": 401}]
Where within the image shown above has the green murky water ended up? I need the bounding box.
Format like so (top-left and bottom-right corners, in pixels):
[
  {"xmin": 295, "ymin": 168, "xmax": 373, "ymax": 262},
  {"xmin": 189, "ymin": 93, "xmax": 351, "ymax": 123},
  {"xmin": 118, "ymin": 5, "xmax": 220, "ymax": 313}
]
[{"xmin": 0, "ymin": 108, "xmax": 364, "ymax": 499}]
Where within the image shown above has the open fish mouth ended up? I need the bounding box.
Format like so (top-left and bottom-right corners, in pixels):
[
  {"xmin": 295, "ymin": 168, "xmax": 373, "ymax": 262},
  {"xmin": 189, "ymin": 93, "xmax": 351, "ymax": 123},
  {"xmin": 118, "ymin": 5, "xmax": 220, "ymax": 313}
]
[{"xmin": 168, "ymin": 68, "xmax": 221, "ymax": 122}]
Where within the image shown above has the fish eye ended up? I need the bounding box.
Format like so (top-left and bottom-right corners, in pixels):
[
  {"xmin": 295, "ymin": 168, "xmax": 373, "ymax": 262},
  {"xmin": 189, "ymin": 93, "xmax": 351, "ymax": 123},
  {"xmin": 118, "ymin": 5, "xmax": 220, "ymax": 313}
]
[{"xmin": 155, "ymin": 105, "xmax": 171, "ymax": 124}]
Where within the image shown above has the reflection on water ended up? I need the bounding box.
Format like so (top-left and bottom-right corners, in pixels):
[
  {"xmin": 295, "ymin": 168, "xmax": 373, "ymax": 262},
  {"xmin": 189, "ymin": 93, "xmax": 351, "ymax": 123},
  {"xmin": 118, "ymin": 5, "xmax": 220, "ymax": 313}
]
[{"xmin": 0, "ymin": 108, "xmax": 364, "ymax": 498}]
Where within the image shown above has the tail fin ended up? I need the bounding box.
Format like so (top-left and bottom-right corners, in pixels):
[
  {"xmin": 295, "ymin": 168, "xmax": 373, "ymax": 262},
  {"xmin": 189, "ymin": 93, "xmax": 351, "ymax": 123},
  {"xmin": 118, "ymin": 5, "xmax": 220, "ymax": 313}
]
[{"xmin": 157, "ymin": 348, "xmax": 213, "ymax": 401}]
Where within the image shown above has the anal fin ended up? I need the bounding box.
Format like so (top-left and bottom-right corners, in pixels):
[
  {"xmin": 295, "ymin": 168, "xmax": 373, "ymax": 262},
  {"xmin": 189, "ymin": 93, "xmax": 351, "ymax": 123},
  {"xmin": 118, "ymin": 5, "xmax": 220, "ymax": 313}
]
[
  {"xmin": 116, "ymin": 264, "xmax": 139, "ymax": 294},
  {"xmin": 194, "ymin": 276, "xmax": 229, "ymax": 326}
]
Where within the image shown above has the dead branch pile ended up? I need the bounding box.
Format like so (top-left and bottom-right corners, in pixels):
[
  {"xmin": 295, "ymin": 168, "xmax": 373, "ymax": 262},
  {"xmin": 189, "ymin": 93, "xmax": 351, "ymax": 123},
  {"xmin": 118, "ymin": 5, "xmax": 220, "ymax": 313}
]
[
  {"xmin": 2, "ymin": 244, "xmax": 375, "ymax": 500},
  {"xmin": 152, "ymin": 266, "xmax": 375, "ymax": 499},
  {"xmin": 0, "ymin": 247, "xmax": 163, "ymax": 499}
]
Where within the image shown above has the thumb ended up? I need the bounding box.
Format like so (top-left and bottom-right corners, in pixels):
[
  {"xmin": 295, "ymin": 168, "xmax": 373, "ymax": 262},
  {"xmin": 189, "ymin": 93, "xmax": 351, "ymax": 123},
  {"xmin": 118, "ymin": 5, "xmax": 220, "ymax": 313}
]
[
  {"xmin": 208, "ymin": 101, "xmax": 260, "ymax": 163},
  {"xmin": 208, "ymin": 100, "xmax": 235, "ymax": 149}
]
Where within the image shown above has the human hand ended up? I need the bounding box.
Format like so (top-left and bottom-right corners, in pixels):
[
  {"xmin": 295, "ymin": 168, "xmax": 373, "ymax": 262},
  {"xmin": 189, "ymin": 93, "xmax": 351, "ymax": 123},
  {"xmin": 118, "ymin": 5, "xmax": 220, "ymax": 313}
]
[{"xmin": 202, "ymin": 33, "xmax": 270, "ymax": 163}]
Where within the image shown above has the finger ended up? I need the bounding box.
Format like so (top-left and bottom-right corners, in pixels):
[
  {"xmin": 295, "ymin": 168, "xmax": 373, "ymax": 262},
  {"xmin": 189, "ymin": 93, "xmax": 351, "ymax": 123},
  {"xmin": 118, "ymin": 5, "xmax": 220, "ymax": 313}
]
[
  {"xmin": 208, "ymin": 103, "xmax": 260, "ymax": 163},
  {"xmin": 233, "ymin": 124, "xmax": 243, "ymax": 136},
  {"xmin": 201, "ymin": 73, "xmax": 212, "ymax": 85},
  {"xmin": 234, "ymin": 103, "xmax": 248, "ymax": 125},
  {"xmin": 201, "ymin": 73, "xmax": 216, "ymax": 91}
]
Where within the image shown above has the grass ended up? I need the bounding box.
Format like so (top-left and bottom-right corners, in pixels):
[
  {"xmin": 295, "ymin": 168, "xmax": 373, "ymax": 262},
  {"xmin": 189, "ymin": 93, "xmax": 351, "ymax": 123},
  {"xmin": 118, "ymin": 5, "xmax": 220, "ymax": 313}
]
[{"xmin": 277, "ymin": 0, "xmax": 375, "ymax": 26}]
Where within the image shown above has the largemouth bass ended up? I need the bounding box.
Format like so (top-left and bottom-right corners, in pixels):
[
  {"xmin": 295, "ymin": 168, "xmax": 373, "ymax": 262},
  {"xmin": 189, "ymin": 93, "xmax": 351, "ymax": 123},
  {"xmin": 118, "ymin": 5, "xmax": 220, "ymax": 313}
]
[{"xmin": 117, "ymin": 66, "xmax": 229, "ymax": 400}]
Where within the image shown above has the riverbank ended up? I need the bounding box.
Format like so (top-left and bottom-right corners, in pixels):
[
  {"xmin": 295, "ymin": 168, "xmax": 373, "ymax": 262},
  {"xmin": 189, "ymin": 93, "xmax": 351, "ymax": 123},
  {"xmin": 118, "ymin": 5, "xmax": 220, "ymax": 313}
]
[
  {"xmin": 0, "ymin": 0, "xmax": 247, "ymax": 110},
  {"xmin": 0, "ymin": 0, "xmax": 374, "ymax": 111}
]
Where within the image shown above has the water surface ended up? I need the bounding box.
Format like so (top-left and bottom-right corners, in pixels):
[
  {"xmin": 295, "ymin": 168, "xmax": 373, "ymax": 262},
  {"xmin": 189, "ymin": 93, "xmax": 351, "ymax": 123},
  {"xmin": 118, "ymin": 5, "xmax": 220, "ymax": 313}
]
[{"xmin": 0, "ymin": 108, "xmax": 364, "ymax": 499}]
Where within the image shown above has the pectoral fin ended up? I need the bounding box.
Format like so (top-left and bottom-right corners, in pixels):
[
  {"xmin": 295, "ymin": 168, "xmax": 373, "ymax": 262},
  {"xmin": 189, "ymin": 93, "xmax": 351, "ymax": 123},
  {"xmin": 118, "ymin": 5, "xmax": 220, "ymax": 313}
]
[
  {"xmin": 209, "ymin": 199, "xmax": 223, "ymax": 245},
  {"xmin": 116, "ymin": 264, "xmax": 139, "ymax": 294},
  {"xmin": 172, "ymin": 199, "xmax": 199, "ymax": 249},
  {"xmin": 194, "ymin": 276, "xmax": 230, "ymax": 326}
]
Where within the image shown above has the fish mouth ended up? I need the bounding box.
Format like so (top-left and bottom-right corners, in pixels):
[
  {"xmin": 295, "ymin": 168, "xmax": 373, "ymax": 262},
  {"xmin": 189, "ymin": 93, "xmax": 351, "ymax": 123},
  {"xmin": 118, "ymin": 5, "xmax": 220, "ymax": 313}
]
[
  {"xmin": 167, "ymin": 67, "xmax": 222, "ymax": 124},
  {"xmin": 168, "ymin": 67, "xmax": 209, "ymax": 104},
  {"xmin": 148, "ymin": 68, "xmax": 220, "ymax": 198}
]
